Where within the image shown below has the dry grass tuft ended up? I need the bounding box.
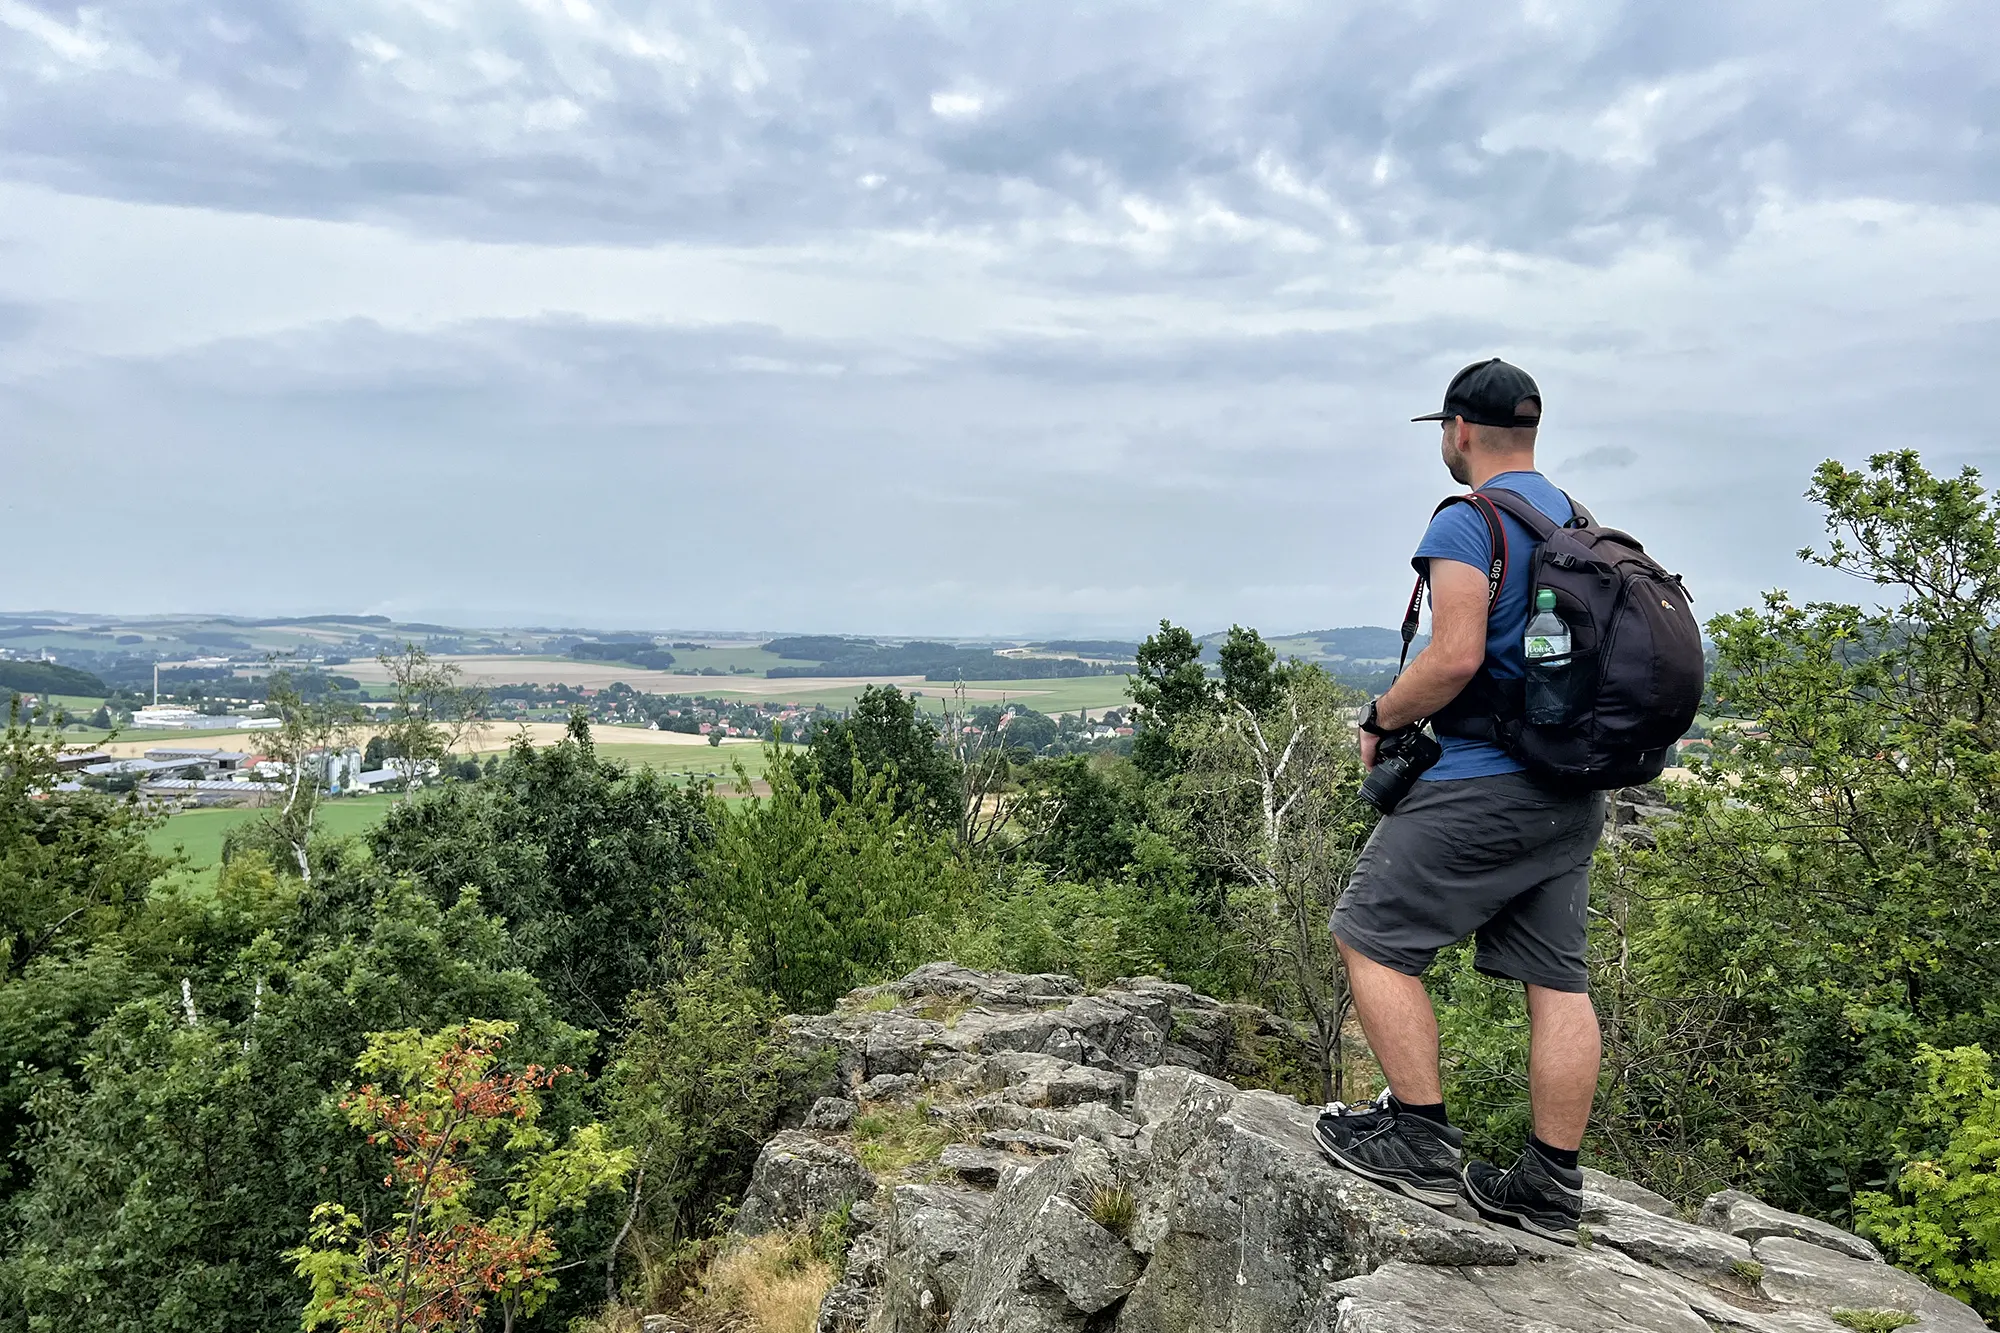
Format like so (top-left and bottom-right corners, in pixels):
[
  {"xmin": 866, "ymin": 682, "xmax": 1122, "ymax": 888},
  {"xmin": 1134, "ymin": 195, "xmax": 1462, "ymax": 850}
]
[{"xmin": 689, "ymin": 1229, "xmax": 835, "ymax": 1333}]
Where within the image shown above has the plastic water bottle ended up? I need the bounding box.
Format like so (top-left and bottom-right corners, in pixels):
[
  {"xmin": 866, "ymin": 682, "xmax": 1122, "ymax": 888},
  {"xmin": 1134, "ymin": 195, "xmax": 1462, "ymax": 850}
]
[{"xmin": 1524, "ymin": 589, "xmax": 1572, "ymax": 725}]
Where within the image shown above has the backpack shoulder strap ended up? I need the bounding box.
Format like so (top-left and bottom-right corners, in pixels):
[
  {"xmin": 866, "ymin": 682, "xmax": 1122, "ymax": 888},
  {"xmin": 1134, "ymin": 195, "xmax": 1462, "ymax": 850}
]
[
  {"xmin": 1472, "ymin": 485, "xmax": 1564, "ymax": 541},
  {"xmin": 1431, "ymin": 493, "xmax": 1510, "ymax": 608},
  {"xmin": 1394, "ymin": 493, "xmax": 1511, "ymax": 679}
]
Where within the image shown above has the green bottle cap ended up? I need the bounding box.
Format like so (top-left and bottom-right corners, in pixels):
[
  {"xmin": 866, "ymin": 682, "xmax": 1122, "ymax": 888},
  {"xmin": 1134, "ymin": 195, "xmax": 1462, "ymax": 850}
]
[{"xmin": 1536, "ymin": 589, "xmax": 1556, "ymax": 611}]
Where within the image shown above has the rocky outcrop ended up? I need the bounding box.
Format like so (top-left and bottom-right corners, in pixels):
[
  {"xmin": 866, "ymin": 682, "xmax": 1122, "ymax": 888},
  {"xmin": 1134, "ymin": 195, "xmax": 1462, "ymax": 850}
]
[{"xmin": 727, "ymin": 966, "xmax": 1979, "ymax": 1333}]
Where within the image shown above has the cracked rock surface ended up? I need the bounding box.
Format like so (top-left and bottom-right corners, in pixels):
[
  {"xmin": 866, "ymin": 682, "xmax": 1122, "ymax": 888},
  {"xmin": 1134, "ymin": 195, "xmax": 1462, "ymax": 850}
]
[{"xmin": 726, "ymin": 966, "xmax": 1980, "ymax": 1333}]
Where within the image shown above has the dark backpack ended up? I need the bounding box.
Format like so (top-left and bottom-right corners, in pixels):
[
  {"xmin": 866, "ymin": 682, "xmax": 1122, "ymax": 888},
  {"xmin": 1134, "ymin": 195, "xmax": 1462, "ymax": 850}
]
[{"xmin": 1398, "ymin": 486, "xmax": 1705, "ymax": 791}]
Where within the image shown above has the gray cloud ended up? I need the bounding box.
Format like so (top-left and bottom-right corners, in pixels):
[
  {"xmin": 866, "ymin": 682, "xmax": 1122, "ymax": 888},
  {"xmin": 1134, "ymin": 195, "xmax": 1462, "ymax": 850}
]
[
  {"xmin": 0, "ymin": 3, "xmax": 1995, "ymax": 634},
  {"xmin": 1, "ymin": 0, "xmax": 1993, "ymax": 266}
]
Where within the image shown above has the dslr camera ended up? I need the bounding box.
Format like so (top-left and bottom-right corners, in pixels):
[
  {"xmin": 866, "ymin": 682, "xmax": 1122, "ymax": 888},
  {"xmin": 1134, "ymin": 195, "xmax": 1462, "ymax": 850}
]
[{"xmin": 1360, "ymin": 723, "xmax": 1442, "ymax": 814}]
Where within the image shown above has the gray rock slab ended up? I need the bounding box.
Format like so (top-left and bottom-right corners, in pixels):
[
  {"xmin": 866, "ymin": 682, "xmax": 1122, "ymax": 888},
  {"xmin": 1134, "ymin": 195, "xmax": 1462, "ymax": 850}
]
[
  {"xmin": 1753, "ymin": 1236, "xmax": 1985, "ymax": 1332},
  {"xmin": 805, "ymin": 1096, "xmax": 857, "ymax": 1130},
  {"xmin": 858, "ymin": 1072, "xmax": 921, "ymax": 1102},
  {"xmin": 862, "ymin": 1015, "xmax": 946, "ymax": 1078},
  {"xmin": 1582, "ymin": 1188, "xmax": 1758, "ymax": 1289},
  {"xmin": 1129, "ymin": 1064, "xmax": 1237, "ymax": 1129},
  {"xmin": 736, "ymin": 1130, "xmax": 874, "ymax": 1235},
  {"xmin": 897, "ymin": 962, "xmax": 1080, "ymax": 1008},
  {"xmin": 872, "ymin": 1182, "xmax": 998, "ymax": 1333},
  {"xmin": 1583, "ymin": 1166, "xmax": 1680, "ymax": 1218},
  {"xmin": 1112, "ymin": 975, "xmax": 1203, "ymax": 1007},
  {"xmin": 1328, "ymin": 1253, "xmax": 1716, "ymax": 1333},
  {"xmin": 1702, "ymin": 1189, "xmax": 1886, "ymax": 1264},
  {"xmin": 945, "ymin": 1140, "xmax": 1122, "ymax": 1333},
  {"xmin": 1097, "ymin": 987, "xmax": 1172, "ymax": 1028},
  {"xmin": 980, "ymin": 1129, "xmax": 1075, "ymax": 1155},
  {"xmin": 1026, "ymin": 1101, "xmax": 1140, "ymax": 1142},
  {"xmin": 1117, "ymin": 1086, "xmax": 1514, "ymax": 1333},
  {"xmin": 1027, "ymin": 1194, "xmax": 1141, "ymax": 1314},
  {"xmin": 942, "ymin": 1143, "xmax": 1030, "ymax": 1188},
  {"xmin": 986, "ymin": 1052, "xmax": 1128, "ymax": 1109}
]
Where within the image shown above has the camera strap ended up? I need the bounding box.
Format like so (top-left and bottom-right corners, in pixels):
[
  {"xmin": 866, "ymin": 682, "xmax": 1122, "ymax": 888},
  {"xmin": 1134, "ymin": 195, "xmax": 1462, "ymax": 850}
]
[{"xmin": 1395, "ymin": 492, "xmax": 1510, "ymax": 677}]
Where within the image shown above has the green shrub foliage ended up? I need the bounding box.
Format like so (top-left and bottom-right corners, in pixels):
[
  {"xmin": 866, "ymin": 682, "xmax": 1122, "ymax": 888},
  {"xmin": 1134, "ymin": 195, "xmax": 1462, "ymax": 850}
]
[{"xmin": 1857, "ymin": 1046, "xmax": 2000, "ymax": 1318}]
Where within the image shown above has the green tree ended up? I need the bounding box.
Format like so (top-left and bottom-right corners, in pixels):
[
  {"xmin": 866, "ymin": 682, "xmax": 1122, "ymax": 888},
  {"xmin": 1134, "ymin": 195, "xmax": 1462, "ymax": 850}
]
[
  {"xmin": 1857, "ymin": 1045, "xmax": 2000, "ymax": 1319},
  {"xmin": 703, "ymin": 749, "xmax": 966, "ymax": 1011},
  {"xmin": 1174, "ymin": 659, "xmax": 1369, "ymax": 1102},
  {"xmin": 1013, "ymin": 754, "xmax": 1138, "ymax": 883},
  {"xmin": 289, "ymin": 1021, "xmax": 627, "ymax": 1333},
  {"xmin": 1128, "ymin": 621, "xmax": 1214, "ymax": 780},
  {"xmin": 0, "ymin": 702, "xmax": 166, "ymax": 984},
  {"xmin": 1591, "ymin": 451, "xmax": 2000, "ymax": 1215},
  {"xmin": 260, "ymin": 668, "xmax": 361, "ymax": 881},
  {"xmin": 804, "ymin": 686, "xmax": 959, "ymax": 831},
  {"xmin": 376, "ymin": 645, "xmax": 487, "ymax": 800},
  {"xmin": 369, "ymin": 712, "xmax": 712, "ymax": 1035},
  {"xmin": 0, "ymin": 870, "xmax": 592, "ymax": 1333},
  {"xmin": 597, "ymin": 945, "xmax": 819, "ymax": 1304}
]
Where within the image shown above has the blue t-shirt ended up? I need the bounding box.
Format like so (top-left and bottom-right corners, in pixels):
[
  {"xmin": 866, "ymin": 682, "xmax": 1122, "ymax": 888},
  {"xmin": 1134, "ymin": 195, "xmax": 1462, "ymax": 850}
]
[{"xmin": 1412, "ymin": 470, "xmax": 1574, "ymax": 781}]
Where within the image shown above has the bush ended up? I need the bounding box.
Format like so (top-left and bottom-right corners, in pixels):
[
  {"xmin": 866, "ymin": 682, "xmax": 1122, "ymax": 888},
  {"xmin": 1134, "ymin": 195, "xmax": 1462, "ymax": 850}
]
[{"xmin": 1856, "ymin": 1046, "xmax": 2000, "ymax": 1319}]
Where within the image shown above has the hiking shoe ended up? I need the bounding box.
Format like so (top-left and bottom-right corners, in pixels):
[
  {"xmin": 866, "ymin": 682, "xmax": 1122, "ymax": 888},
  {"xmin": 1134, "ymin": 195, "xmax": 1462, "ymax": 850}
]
[
  {"xmin": 1462, "ymin": 1145, "xmax": 1585, "ymax": 1244},
  {"xmin": 1314, "ymin": 1090, "xmax": 1465, "ymax": 1207}
]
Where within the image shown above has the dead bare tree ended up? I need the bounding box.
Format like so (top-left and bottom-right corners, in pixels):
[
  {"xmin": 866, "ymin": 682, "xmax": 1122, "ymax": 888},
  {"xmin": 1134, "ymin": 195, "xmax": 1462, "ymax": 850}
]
[
  {"xmin": 941, "ymin": 677, "xmax": 1014, "ymax": 851},
  {"xmin": 1177, "ymin": 665, "xmax": 1370, "ymax": 1104}
]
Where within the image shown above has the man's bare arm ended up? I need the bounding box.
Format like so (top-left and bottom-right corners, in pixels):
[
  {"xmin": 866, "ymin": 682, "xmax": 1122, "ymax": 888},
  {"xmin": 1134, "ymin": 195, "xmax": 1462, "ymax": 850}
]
[{"xmin": 1373, "ymin": 559, "xmax": 1490, "ymax": 731}]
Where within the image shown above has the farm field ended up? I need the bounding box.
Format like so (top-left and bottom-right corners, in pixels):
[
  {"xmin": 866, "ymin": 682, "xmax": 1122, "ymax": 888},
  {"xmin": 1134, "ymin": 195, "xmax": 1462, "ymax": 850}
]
[
  {"xmin": 144, "ymin": 729, "xmax": 779, "ymax": 875},
  {"xmin": 71, "ymin": 719, "xmax": 765, "ymax": 759},
  {"xmin": 593, "ymin": 741, "xmax": 790, "ymax": 794},
  {"xmin": 344, "ymin": 655, "xmax": 1135, "ymax": 715},
  {"xmin": 59, "ymin": 727, "xmax": 286, "ymax": 755},
  {"xmin": 904, "ymin": 676, "xmax": 1133, "ymax": 716},
  {"xmin": 149, "ymin": 794, "xmax": 398, "ymax": 873}
]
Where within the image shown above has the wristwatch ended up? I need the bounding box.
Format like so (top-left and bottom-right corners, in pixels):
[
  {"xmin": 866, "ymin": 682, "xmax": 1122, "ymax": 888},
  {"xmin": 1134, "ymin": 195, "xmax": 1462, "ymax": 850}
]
[{"xmin": 1359, "ymin": 698, "xmax": 1392, "ymax": 736}]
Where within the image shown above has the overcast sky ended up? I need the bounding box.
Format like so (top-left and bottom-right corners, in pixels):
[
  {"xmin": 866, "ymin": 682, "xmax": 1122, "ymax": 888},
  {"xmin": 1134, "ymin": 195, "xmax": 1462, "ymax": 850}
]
[{"xmin": 4, "ymin": 0, "xmax": 1997, "ymax": 637}]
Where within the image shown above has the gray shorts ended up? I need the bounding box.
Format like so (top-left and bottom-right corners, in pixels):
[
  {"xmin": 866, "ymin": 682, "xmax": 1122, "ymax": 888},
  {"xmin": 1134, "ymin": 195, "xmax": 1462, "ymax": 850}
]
[{"xmin": 1331, "ymin": 772, "xmax": 1605, "ymax": 992}]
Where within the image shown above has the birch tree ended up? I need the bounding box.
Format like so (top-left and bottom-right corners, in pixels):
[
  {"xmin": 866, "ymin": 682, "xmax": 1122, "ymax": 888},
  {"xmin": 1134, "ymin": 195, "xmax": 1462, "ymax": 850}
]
[
  {"xmin": 261, "ymin": 670, "xmax": 360, "ymax": 882},
  {"xmin": 376, "ymin": 645, "xmax": 488, "ymax": 799},
  {"xmin": 1176, "ymin": 646, "xmax": 1370, "ymax": 1104}
]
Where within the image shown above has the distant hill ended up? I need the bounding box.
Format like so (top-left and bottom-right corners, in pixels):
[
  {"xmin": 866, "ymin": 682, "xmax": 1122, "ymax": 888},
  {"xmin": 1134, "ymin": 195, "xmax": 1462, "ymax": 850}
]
[
  {"xmin": 0, "ymin": 661, "xmax": 108, "ymax": 696},
  {"xmin": 1287, "ymin": 627, "xmax": 1418, "ymax": 661}
]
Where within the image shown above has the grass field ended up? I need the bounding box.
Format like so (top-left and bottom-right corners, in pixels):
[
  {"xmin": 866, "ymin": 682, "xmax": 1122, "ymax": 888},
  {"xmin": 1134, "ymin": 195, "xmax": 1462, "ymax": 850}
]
[
  {"xmin": 900, "ymin": 677, "xmax": 1133, "ymax": 717},
  {"xmin": 148, "ymin": 794, "xmax": 399, "ymax": 873},
  {"xmin": 144, "ymin": 735, "xmax": 785, "ymax": 875}
]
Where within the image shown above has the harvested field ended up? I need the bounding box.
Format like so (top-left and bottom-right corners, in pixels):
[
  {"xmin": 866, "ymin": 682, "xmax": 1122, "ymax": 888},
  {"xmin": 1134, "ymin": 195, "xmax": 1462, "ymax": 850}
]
[
  {"xmin": 341, "ymin": 655, "xmax": 924, "ymax": 696},
  {"xmin": 341, "ymin": 655, "xmax": 1131, "ymax": 712}
]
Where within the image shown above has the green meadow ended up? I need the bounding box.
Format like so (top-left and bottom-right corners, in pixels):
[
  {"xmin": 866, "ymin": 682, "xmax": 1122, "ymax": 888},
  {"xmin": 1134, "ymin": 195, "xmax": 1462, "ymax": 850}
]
[{"xmin": 148, "ymin": 794, "xmax": 400, "ymax": 874}]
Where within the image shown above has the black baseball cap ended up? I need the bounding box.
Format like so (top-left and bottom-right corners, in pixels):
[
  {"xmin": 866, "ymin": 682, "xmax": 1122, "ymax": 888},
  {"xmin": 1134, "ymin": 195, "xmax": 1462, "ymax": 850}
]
[{"xmin": 1411, "ymin": 358, "xmax": 1542, "ymax": 428}]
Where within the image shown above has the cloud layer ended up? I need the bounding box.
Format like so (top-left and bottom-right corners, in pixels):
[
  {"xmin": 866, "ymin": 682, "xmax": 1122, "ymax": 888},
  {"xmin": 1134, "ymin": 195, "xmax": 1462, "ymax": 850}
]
[{"xmin": 3, "ymin": 1, "xmax": 1997, "ymax": 633}]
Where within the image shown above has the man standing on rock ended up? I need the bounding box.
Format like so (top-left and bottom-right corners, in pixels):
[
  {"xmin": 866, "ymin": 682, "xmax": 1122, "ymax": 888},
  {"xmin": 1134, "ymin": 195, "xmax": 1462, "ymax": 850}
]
[{"xmin": 1315, "ymin": 359, "xmax": 1606, "ymax": 1245}]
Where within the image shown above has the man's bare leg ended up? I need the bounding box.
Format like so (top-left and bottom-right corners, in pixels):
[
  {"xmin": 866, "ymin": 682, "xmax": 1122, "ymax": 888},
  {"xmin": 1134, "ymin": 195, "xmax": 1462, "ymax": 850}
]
[
  {"xmin": 1524, "ymin": 985, "xmax": 1600, "ymax": 1150},
  {"xmin": 1337, "ymin": 937, "xmax": 1442, "ymax": 1104}
]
